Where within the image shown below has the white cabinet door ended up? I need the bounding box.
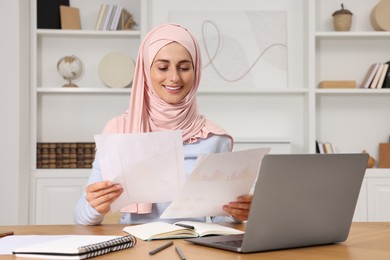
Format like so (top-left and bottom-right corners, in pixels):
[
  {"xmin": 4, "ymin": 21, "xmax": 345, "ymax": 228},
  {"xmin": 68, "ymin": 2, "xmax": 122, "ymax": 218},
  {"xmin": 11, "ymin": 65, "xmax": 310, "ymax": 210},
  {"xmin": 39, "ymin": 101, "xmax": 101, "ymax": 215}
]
[
  {"xmin": 367, "ymin": 178, "xmax": 390, "ymax": 222},
  {"xmin": 353, "ymin": 179, "xmax": 368, "ymax": 222},
  {"xmin": 35, "ymin": 177, "xmax": 88, "ymax": 224}
]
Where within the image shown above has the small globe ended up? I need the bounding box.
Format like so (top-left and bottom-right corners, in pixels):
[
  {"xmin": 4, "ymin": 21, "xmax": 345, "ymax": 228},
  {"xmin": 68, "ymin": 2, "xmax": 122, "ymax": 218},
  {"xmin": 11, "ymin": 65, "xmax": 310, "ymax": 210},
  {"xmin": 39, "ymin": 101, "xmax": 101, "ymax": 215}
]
[{"xmin": 57, "ymin": 55, "xmax": 83, "ymax": 87}]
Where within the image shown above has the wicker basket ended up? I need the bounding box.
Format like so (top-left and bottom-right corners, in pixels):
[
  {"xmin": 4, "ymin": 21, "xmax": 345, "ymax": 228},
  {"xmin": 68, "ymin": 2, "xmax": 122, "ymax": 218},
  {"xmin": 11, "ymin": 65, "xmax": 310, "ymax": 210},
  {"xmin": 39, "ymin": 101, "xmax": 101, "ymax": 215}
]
[{"xmin": 333, "ymin": 14, "xmax": 352, "ymax": 31}]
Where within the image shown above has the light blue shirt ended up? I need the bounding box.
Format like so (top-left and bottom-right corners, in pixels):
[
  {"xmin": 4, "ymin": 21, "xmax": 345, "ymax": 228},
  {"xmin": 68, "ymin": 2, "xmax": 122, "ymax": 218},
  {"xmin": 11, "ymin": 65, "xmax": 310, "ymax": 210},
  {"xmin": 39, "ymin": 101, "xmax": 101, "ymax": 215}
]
[{"xmin": 74, "ymin": 135, "xmax": 232, "ymax": 225}]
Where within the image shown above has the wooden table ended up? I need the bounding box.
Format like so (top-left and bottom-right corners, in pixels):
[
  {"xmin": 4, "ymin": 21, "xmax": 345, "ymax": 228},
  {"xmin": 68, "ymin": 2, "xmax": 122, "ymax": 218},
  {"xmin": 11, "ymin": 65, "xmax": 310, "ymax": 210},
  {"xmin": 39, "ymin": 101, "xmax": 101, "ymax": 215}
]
[{"xmin": 1, "ymin": 222, "xmax": 390, "ymax": 259}]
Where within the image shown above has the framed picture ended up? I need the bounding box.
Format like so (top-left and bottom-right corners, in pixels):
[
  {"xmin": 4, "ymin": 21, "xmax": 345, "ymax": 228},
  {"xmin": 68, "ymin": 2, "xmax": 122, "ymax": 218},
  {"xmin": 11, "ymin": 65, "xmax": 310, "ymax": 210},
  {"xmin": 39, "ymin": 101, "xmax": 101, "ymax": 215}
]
[
  {"xmin": 170, "ymin": 10, "xmax": 287, "ymax": 90},
  {"xmin": 144, "ymin": 0, "xmax": 301, "ymax": 90}
]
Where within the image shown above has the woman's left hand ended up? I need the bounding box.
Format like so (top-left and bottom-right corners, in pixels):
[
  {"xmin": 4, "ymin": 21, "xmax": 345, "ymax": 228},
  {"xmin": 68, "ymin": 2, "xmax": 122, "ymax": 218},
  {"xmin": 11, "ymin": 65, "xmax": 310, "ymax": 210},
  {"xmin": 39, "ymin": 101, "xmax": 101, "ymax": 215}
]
[{"xmin": 223, "ymin": 194, "xmax": 253, "ymax": 221}]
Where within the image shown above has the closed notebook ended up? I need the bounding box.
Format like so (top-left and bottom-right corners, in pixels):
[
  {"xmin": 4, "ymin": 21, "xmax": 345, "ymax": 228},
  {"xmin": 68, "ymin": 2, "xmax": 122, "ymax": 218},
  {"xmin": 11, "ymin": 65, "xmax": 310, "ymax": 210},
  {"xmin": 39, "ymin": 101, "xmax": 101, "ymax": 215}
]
[
  {"xmin": 123, "ymin": 221, "xmax": 244, "ymax": 241},
  {"xmin": 12, "ymin": 235, "xmax": 136, "ymax": 259},
  {"xmin": 60, "ymin": 5, "xmax": 81, "ymax": 30}
]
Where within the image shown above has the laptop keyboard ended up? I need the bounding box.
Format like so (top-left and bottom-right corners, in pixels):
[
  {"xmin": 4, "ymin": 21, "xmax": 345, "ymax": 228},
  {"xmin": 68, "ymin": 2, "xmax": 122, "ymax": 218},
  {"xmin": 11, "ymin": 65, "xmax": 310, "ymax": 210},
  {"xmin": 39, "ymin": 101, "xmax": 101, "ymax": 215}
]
[{"xmin": 214, "ymin": 239, "xmax": 243, "ymax": 247}]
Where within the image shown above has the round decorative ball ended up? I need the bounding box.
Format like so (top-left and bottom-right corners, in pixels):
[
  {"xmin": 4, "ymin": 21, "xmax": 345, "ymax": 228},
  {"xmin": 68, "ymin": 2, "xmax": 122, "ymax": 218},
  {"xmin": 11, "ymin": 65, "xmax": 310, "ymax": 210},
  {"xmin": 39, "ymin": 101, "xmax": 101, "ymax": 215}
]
[{"xmin": 57, "ymin": 55, "xmax": 83, "ymax": 87}]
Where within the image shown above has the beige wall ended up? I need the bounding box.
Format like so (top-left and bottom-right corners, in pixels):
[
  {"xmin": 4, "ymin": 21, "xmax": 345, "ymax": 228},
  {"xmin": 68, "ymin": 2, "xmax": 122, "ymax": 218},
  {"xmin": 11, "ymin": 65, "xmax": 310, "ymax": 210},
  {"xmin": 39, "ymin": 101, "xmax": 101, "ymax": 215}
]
[{"xmin": 0, "ymin": 1, "xmax": 30, "ymax": 224}]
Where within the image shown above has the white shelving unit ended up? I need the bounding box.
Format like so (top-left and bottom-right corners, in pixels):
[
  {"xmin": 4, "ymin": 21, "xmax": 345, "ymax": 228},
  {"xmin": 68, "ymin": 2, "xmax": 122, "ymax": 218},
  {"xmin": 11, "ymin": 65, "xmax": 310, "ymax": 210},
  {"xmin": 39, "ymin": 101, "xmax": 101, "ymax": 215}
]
[
  {"xmin": 29, "ymin": 0, "xmax": 142, "ymax": 224},
  {"xmin": 29, "ymin": 0, "xmax": 390, "ymax": 224},
  {"xmin": 312, "ymin": 0, "xmax": 390, "ymax": 222},
  {"xmin": 313, "ymin": 0, "xmax": 390, "ymax": 161}
]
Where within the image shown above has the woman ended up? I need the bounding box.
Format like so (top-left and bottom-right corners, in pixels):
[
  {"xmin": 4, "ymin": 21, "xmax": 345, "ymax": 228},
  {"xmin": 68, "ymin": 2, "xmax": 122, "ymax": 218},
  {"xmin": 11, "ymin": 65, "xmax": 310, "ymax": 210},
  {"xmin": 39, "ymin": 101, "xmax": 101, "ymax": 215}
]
[{"xmin": 74, "ymin": 23, "xmax": 252, "ymax": 225}]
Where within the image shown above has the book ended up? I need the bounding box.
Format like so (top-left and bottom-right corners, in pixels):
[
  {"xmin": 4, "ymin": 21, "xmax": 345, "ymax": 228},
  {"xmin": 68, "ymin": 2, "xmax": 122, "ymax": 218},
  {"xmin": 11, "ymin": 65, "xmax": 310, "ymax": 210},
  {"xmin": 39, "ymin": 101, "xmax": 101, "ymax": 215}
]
[
  {"xmin": 99, "ymin": 4, "xmax": 110, "ymax": 30},
  {"xmin": 360, "ymin": 63, "xmax": 380, "ymax": 88},
  {"xmin": 101, "ymin": 4, "xmax": 113, "ymax": 31},
  {"xmin": 382, "ymin": 61, "xmax": 390, "ymax": 88},
  {"xmin": 315, "ymin": 140, "xmax": 320, "ymax": 153},
  {"xmin": 37, "ymin": 0, "xmax": 69, "ymax": 29},
  {"xmin": 316, "ymin": 141, "xmax": 335, "ymax": 154},
  {"xmin": 379, "ymin": 143, "xmax": 390, "ymax": 168},
  {"xmin": 104, "ymin": 5, "xmax": 116, "ymax": 30},
  {"xmin": 95, "ymin": 4, "xmax": 107, "ymax": 30},
  {"xmin": 316, "ymin": 140, "xmax": 325, "ymax": 154},
  {"xmin": 60, "ymin": 6, "xmax": 81, "ymax": 30},
  {"xmin": 12, "ymin": 235, "xmax": 136, "ymax": 259},
  {"xmin": 107, "ymin": 5, "xmax": 117, "ymax": 30},
  {"xmin": 323, "ymin": 142, "xmax": 334, "ymax": 154},
  {"xmin": 318, "ymin": 141, "xmax": 325, "ymax": 154},
  {"xmin": 376, "ymin": 63, "xmax": 389, "ymax": 89},
  {"xmin": 123, "ymin": 221, "xmax": 244, "ymax": 241},
  {"xmin": 110, "ymin": 4, "xmax": 123, "ymax": 30},
  {"xmin": 319, "ymin": 80, "xmax": 356, "ymax": 88},
  {"xmin": 369, "ymin": 63, "xmax": 385, "ymax": 88}
]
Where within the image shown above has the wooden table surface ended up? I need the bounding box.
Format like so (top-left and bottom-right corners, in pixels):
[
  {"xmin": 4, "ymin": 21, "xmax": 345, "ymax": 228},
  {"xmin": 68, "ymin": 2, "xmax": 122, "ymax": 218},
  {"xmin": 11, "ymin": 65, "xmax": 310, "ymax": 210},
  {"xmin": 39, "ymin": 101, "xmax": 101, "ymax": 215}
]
[{"xmin": 1, "ymin": 222, "xmax": 390, "ymax": 259}]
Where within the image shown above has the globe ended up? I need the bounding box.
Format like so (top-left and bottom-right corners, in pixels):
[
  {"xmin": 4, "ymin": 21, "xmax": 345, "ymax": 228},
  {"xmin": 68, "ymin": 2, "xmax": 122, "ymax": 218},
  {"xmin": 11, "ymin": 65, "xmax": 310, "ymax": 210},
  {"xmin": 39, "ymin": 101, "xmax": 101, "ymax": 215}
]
[{"xmin": 57, "ymin": 55, "xmax": 83, "ymax": 88}]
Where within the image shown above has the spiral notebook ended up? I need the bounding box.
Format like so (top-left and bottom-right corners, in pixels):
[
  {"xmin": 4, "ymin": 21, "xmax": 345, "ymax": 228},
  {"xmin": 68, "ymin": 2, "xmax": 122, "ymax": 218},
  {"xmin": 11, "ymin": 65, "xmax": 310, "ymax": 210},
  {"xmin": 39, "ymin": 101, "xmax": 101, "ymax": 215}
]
[{"xmin": 12, "ymin": 235, "xmax": 137, "ymax": 259}]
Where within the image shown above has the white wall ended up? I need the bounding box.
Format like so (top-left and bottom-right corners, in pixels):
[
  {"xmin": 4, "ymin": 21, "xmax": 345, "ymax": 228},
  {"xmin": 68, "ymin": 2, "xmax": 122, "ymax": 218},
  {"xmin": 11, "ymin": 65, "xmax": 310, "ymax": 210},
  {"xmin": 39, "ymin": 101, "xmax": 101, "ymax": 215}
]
[{"xmin": 0, "ymin": 1, "xmax": 30, "ymax": 224}]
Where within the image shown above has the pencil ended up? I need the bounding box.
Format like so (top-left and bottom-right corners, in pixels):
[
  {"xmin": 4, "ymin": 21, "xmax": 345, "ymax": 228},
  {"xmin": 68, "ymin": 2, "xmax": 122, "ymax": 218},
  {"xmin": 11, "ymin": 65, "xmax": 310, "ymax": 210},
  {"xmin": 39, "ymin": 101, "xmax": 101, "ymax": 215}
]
[
  {"xmin": 175, "ymin": 246, "xmax": 186, "ymax": 260},
  {"xmin": 149, "ymin": 241, "xmax": 173, "ymax": 255},
  {"xmin": 0, "ymin": 231, "xmax": 14, "ymax": 238},
  {"xmin": 175, "ymin": 223, "xmax": 195, "ymax": 229}
]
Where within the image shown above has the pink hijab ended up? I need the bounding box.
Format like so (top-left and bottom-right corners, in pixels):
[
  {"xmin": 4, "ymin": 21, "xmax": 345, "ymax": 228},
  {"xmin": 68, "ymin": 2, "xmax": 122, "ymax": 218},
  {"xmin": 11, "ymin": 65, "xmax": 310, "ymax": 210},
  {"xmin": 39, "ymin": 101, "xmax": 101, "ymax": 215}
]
[{"xmin": 102, "ymin": 23, "xmax": 233, "ymax": 214}]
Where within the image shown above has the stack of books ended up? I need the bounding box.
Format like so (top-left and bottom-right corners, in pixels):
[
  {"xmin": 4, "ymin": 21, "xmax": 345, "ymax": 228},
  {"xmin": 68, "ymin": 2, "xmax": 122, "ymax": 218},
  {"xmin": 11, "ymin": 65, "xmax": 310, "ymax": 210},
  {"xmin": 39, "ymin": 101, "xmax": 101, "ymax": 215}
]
[
  {"xmin": 95, "ymin": 4, "xmax": 136, "ymax": 31},
  {"xmin": 316, "ymin": 141, "xmax": 335, "ymax": 154},
  {"xmin": 37, "ymin": 142, "xmax": 95, "ymax": 169},
  {"xmin": 360, "ymin": 62, "xmax": 390, "ymax": 89}
]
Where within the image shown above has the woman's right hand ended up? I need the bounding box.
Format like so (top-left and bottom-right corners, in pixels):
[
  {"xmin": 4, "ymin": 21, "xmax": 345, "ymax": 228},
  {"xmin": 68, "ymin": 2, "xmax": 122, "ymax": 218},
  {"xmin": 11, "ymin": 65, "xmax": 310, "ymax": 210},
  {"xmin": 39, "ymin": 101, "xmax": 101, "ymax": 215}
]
[{"xmin": 86, "ymin": 181, "xmax": 123, "ymax": 214}]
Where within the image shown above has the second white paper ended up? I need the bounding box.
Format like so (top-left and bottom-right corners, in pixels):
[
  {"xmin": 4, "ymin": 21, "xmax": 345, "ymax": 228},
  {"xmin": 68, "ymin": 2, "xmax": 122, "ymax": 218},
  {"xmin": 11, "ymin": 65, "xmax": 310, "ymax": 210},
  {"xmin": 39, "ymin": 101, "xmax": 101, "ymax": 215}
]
[
  {"xmin": 94, "ymin": 130, "xmax": 185, "ymax": 212},
  {"xmin": 160, "ymin": 147, "xmax": 270, "ymax": 219}
]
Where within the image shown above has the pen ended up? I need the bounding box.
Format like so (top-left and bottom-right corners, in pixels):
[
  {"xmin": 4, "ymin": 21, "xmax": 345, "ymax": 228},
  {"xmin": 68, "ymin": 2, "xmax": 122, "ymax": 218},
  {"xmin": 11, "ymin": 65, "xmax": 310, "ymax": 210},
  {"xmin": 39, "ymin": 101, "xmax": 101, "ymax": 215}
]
[
  {"xmin": 175, "ymin": 223, "xmax": 195, "ymax": 230},
  {"xmin": 175, "ymin": 246, "xmax": 186, "ymax": 260},
  {"xmin": 0, "ymin": 231, "xmax": 14, "ymax": 238},
  {"xmin": 149, "ymin": 241, "xmax": 174, "ymax": 255}
]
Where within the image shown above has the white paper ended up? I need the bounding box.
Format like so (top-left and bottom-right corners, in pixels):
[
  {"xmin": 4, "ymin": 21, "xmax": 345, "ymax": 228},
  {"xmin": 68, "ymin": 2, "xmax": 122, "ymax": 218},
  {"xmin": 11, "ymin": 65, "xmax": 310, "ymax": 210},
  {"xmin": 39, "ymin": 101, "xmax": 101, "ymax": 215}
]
[
  {"xmin": 0, "ymin": 235, "xmax": 119, "ymax": 255},
  {"xmin": 94, "ymin": 130, "xmax": 185, "ymax": 212},
  {"xmin": 0, "ymin": 235, "xmax": 64, "ymax": 255},
  {"xmin": 160, "ymin": 147, "xmax": 270, "ymax": 218}
]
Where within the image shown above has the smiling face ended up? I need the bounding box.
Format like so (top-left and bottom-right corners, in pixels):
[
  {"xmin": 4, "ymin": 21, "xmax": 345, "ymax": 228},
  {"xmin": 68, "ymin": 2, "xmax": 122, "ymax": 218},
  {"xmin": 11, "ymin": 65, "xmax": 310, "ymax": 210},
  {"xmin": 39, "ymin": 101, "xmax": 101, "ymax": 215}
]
[{"xmin": 150, "ymin": 42, "xmax": 195, "ymax": 104}]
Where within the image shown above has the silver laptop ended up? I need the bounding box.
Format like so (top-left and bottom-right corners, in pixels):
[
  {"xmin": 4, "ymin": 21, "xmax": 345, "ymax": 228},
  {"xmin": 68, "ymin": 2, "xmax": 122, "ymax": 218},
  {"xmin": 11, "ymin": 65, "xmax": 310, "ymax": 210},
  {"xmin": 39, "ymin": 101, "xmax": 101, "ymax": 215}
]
[{"xmin": 186, "ymin": 153, "xmax": 368, "ymax": 253}]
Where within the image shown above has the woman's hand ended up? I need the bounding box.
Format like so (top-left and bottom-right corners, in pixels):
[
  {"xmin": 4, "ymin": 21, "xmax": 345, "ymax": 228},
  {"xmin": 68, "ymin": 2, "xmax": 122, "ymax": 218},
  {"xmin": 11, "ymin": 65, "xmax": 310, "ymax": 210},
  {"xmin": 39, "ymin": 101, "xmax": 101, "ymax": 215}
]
[
  {"xmin": 223, "ymin": 194, "xmax": 253, "ymax": 221},
  {"xmin": 86, "ymin": 181, "xmax": 123, "ymax": 214}
]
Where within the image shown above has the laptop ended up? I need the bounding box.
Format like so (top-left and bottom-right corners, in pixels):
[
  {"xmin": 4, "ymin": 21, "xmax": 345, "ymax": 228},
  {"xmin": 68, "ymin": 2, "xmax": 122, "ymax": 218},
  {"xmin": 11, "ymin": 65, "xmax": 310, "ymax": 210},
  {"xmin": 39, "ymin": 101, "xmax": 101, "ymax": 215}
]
[{"xmin": 186, "ymin": 153, "xmax": 368, "ymax": 253}]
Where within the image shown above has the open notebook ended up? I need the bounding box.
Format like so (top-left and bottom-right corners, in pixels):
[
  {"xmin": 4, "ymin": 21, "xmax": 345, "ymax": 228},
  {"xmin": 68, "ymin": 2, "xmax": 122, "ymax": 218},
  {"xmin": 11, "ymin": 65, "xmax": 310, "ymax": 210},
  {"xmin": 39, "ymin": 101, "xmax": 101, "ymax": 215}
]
[{"xmin": 123, "ymin": 221, "xmax": 243, "ymax": 241}]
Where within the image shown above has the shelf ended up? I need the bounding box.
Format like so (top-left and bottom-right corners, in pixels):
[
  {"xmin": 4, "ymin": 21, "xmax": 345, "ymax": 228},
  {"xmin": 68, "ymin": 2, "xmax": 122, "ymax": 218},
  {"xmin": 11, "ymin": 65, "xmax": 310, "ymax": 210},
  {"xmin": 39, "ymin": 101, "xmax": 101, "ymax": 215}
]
[
  {"xmin": 33, "ymin": 169, "xmax": 91, "ymax": 177},
  {"xmin": 36, "ymin": 87, "xmax": 131, "ymax": 94},
  {"xmin": 316, "ymin": 31, "xmax": 390, "ymax": 39},
  {"xmin": 235, "ymin": 137, "xmax": 290, "ymax": 143},
  {"xmin": 36, "ymin": 87, "xmax": 309, "ymax": 95},
  {"xmin": 197, "ymin": 88, "xmax": 309, "ymax": 95},
  {"xmin": 37, "ymin": 29, "xmax": 141, "ymax": 38},
  {"xmin": 365, "ymin": 168, "xmax": 390, "ymax": 176},
  {"xmin": 316, "ymin": 89, "xmax": 390, "ymax": 94}
]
